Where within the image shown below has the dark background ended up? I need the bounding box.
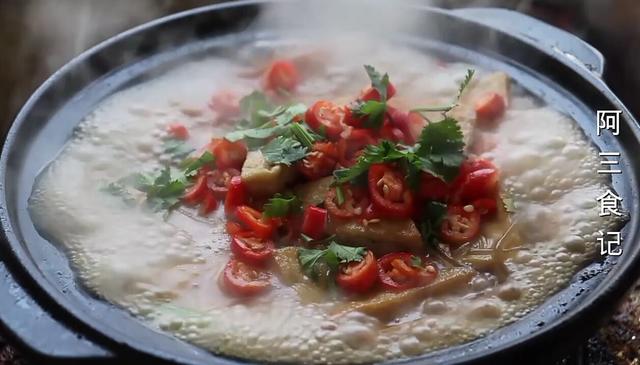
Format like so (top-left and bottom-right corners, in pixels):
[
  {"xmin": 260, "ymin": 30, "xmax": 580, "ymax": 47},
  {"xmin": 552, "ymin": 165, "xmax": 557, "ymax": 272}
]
[{"xmin": 1, "ymin": 0, "xmax": 639, "ymax": 364}]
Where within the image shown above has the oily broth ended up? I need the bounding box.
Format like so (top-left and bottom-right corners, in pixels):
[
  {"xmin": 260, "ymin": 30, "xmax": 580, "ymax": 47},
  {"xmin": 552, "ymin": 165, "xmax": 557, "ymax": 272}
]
[{"xmin": 29, "ymin": 41, "xmax": 623, "ymax": 364}]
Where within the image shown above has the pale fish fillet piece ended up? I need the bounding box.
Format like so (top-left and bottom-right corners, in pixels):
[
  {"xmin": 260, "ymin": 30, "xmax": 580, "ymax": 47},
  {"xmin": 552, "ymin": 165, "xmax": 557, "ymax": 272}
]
[
  {"xmin": 331, "ymin": 267, "xmax": 476, "ymax": 319},
  {"xmin": 449, "ymin": 72, "xmax": 510, "ymax": 148}
]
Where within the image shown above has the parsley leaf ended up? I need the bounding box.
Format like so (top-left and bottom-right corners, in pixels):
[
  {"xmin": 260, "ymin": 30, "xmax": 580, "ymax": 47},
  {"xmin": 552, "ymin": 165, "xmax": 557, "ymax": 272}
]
[
  {"xmin": 261, "ymin": 136, "xmax": 308, "ymax": 165},
  {"xmin": 225, "ymin": 103, "xmax": 307, "ymax": 144},
  {"xmin": 163, "ymin": 139, "xmax": 195, "ymax": 160},
  {"xmin": 263, "ymin": 193, "xmax": 302, "ymax": 218},
  {"xmin": 457, "ymin": 69, "xmax": 475, "ymax": 100},
  {"xmin": 130, "ymin": 166, "xmax": 187, "ymax": 212},
  {"xmin": 364, "ymin": 64, "xmax": 390, "ymax": 100},
  {"xmin": 100, "ymin": 182, "xmax": 136, "ymax": 206},
  {"xmin": 289, "ymin": 122, "xmax": 320, "ymax": 148},
  {"xmin": 332, "ymin": 118, "xmax": 464, "ymax": 186},
  {"xmin": 332, "ymin": 140, "xmax": 408, "ymax": 184},
  {"xmin": 353, "ymin": 65, "xmax": 391, "ymax": 130},
  {"xmin": 418, "ymin": 201, "xmax": 447, "ymax": 246},
  {"xmin": 410, "ymin": 255, "xmax": 423, "ymax": 268},
  {"xmin": 239, "ymin": 91, "xmax": 274, "ymax": 127},
  {"xmin": 298, "ymin": 241, "xmax": 366, "ymax": 280},
  {"xmin": 410, "ymin": 69, "xmax": 475, "ymax": 116},
  {"xmin": 418, "ymin": 200, "xmax": 465, "ymax": 267},
  {"xmin": 273, "ymin": 103, "xmax": 307, "ymax": 126},
  {"xmin": 354, "ymin": 100, "xmax": 387, "ymax": 129},
  {"xmin": 335, "ymin": 185, "xmax": 345, "ymax": 206},
  {"xmin": 182, "ymin": 151, "xmax": 215, "ymax": 177},
  {"xmin": 415, "ymin": 117, "xmax": 464, "ymax": 181},
  {"xmin": 501, "ymin": 192, "xmax": 516, "ymax": 214}
]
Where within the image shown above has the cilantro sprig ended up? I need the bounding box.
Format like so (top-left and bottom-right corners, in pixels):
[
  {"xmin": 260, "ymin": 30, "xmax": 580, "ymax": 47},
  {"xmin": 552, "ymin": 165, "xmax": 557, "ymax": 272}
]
[
  {"xmin": 298, "ymin": 241, "xmax": 366, "ymax": 281},
  {"xmin": 225, "ymin": 96, "xmax": 307, "ymax": 145},
  {"xmin": 100, "ymin": 182, "xmax": 136, "ymax": 206},
  {"xmin": 419, "ymin": 201, "xmax": 447, "ymax": 245},
  {"xmin": 130, "ymin": 166, "xmax": 188, "ymax": 212},
  {"xmin": 163, "ymin": 139, "xmax": 195, "ymax": 160},
  {"xmin": 352, "ymin": 65, "xmax": 391, "ymax": 129},
  {"xmin": 333, "ymin": 117, "xmax": 465, "ymax": 186},
  {"xmin": 410, "ymin": 69, "xmax": 475, "ymax": 117},
  {"xmin": 263, "ymin": 193, "xmax": 302, "ymax": 218},
  {"xmin": 182, "ymin": 151, "xmax": 215, "ymax": 177},
  {"xmin": 261, "ymin": 136, "xmax": 308, "ymax": 166}
]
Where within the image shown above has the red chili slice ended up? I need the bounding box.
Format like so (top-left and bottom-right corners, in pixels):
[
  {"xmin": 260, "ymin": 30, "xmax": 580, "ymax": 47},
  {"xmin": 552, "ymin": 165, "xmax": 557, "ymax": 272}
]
[
  {"xmin": 450, "ymin": 159, "xmax": 499, "ymax": 204},
  {"xmin": 208, "ymin": 138, "xmax": 247, "ymax": 170},
  {"xmin": 325, "ymin": 185, "xmax": 369, "ymax": 219},
  {"xmin": 337, "ymin": 128, "xmax": 376, "ymax": 167},
  {"xmin": 301, "ymin": 206, "xmax": 327, "ymax": 239},
  {"xmin": 419, "ymin": 173, "xmax": 449, "ymax": 201},
  {"xmin": 475, "ymin": 93, "xmax": 506, "ymax": 122},
  {"xmin": 230, "ymin": 234, "xmax": 275, "ymax": 266},
  {"xmin": 360, "ymin": 82, "xmax": 397, "ymax": 101},
  {"xmin": 386, "ymin": 107, "xmax": 416, "ymax": 144},
  {"xmin": 305, "ymin": 100, "xmax": 345, "ymax": 141},
  {"xmin": 377, "ymin": 252, "xmax": 438, "ymax": 291},
  {"xmin": 440, "ymin": 205, "xmax": 481, "ymax": 246},
  {"xmin": 209, "ymin": 90, "xmax": 240, "ymax": 121},
  {"xmin": 379, "ymin": 118, "xmax": 407, "ymax": 143},
  {"xmin": 235, "ymin": 205, "xmax": 275, "ymax": 239},
  {"xmin": 264, "ymin": 59, "xmax": 300, "ymax": 93},
  {"xmin": 221, "ymin": 259, "xmax": 271, "ymax": 297},
  {"xmin": 342, "ymin": 103, "xmax": 366, "ymax": 128},
  {"xmin": 167, "ymin": 123, "xmax": 189, "ymax": 140},
  {"xmin": 296, "ymin": 142, "xmax": 338, "ymax": 180},
  {"xmin": 336, "ymin": 251, "xmax": 378, "ymax": 294},
  {"xmin": 224, "ymin": 176, "xmax": 246, "ymax": 216},
  {"xmin": 208, "ymin": 168, "xmax": 241, "ymax": 200},
  {"xmin": 472, "ymin": 198, "xmax": 498, "ymax": 216},
  {"xmin": 183, "ymin": 174, "xmax": 208, "ymax": 205},
  {"xmin": 199, "ymin": 189, "xmax": 218, "ymax": 216},
  {"xmin": 368, "ymin": 164, "xmax": 413, "ymax": 218}
]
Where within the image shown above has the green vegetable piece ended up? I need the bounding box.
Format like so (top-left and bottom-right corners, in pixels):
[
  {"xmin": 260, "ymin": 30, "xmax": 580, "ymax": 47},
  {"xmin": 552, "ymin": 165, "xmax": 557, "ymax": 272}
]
[
  {"xmin": 261, "ymin": 136, "xmax": 308, "ymax": 166},
  {"xmin": 263, "ymin": 193, "xmax": 302, "ymax": 218},
  {"xmin": 182, "ymin": 151, "xmax": 215, "ymax": 177},
  {"xmin": 298, "ymin": 241, "xmax": 366, "ymax": 280}
]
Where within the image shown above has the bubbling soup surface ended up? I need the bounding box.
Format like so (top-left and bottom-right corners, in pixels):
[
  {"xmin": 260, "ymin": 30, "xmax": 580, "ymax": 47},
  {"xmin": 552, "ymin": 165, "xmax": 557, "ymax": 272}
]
[{"xmin": 29, "ymin": 39, "xmax": 624, "ymax": 363}]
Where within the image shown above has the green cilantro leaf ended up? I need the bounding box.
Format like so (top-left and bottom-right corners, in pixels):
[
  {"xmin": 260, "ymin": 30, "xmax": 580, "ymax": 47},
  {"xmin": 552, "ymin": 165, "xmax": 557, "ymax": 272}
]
[
  {"xmin": 298, "ymin": 248, "xmax": 329, "ymax": 280},
  {"xmin": 457, "ymin": 69, "xmax": 475, "ymax": 100},
  {"xmin": 327, "ymin": 242, "xmax": 366, "ymax": 264},
  {"xmin": 263, "ymin": 193, "xmax": 302, "ymax": 218},
  {"xmin": 298, "ymin": 241, "xmax": 366, "ymax": 280},
  {"xmin": 225, "ymin": 124, "xmax": 288, "ymax": 142},
  {"xmin": 130, "ymin": 166, "xmax": 187, "ymax": 212},
  {"xmin": 335, "ymin": 185, "xmax": 345, "ymax": 206},
  {"xmin": 501, "ymin": 192, "xmax": 516, "ymax": 214},
  {"xmin": 289, "ymin": 122, "xmax": 320, "ymax": 148},
  {"xmin": 332, "ymin": 140, "xmax": 408, "ymax": 185},
  {"xmin": 410, "ymin": 255, "xmax": 423, "ymax": 268},
  {"xmin": 261, "ymin": 136, "xmax": 308, "ymax": 165},
  {"xmin": 225, "ymin": 103, "xmax": 307, "ymax": 144},
  {"xmin": 163, "ymin": 139, "xmax": 195, "ymax": 160},
  {"xmin": 353, "ymin": 65, "xmax": 391, "ymax": 130},
  {"xmin": 182, "ymin": 151, "xmax": 215, "ymax": 177},
  {"xmin": 239, "ymin": 91, "xmax": 274, "ymax": 127},
  {"xmin": 364, "ymin": 64, "xmax": 390, "ymax": 101},
  {"xmin": 410, "ymin": 69, "xmax": 475, "ymax": 116},
  {"xmin": 100, "ymin": 182, "xmax": 136, "ymax": 206},
  {"xmin": 354, "ymin": 100, "xmax": 387, "ymax": 129},
  {"xmin": 418, "ymin": 201, "xmax": 447, "ymax": 246},
  {"xmin": 415, "ymin": 117, "xmax": 464, "ymax": 181},
  {"xmin": 273, "ymin": 103, "xmax": 307, "ymax": 126}
]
